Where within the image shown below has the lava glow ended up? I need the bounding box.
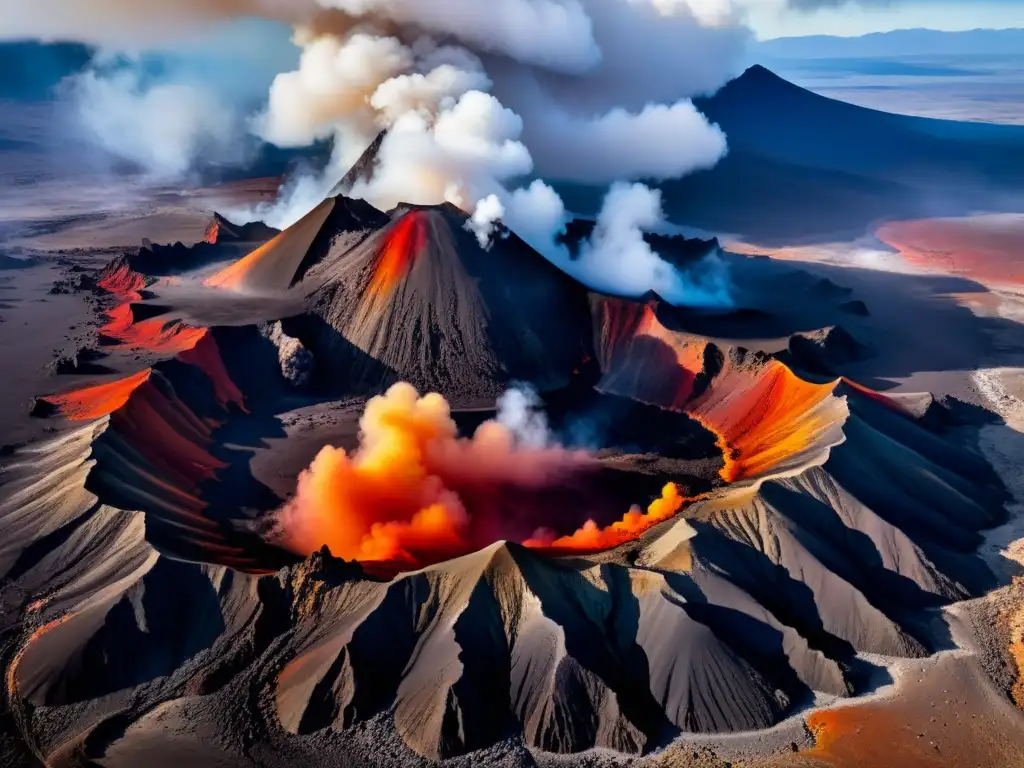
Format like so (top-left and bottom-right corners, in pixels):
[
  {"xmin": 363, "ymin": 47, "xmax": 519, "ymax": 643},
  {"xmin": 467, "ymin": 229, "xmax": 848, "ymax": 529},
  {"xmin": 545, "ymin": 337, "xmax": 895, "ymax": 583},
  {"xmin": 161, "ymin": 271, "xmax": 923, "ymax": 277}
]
[
  {"xmin": 366, "ymin": 212, "xmax": 428, "ymax": 302},
  {"xmin": 274, "ymin": 383, "xmax": 689, "ymax": 574}
]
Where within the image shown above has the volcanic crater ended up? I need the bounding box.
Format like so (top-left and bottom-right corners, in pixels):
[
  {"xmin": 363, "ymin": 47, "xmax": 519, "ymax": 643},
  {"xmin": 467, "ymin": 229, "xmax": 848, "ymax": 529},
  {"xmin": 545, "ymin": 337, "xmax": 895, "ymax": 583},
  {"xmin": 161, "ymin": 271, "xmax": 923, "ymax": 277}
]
[{"xmin": 1, "ymin": 193, "xmax": 1013, "ymax": 765}]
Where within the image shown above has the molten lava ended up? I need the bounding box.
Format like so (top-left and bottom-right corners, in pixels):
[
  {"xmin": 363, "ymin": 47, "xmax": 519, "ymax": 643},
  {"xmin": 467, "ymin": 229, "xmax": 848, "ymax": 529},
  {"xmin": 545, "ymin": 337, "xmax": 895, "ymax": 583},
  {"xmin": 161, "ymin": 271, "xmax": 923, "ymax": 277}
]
[{"xmin": 274, "ymin": 383, "xmax": 691, "ymax": 575}]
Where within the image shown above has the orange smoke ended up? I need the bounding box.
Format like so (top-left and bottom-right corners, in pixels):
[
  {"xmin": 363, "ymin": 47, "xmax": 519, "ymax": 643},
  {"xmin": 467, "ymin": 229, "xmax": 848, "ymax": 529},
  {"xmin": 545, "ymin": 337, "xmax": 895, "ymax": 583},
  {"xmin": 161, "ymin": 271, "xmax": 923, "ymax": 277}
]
[
  {"xmin": 274, "ymin": 383, "xmax": 691, "ymax": 574},
  {"xmin": 275, "ymin": 383, "xmax": 588, "ymax": 569},
  {"xmin": 39, "ymin": 369, "xmax": 152, "ymax": 420}
]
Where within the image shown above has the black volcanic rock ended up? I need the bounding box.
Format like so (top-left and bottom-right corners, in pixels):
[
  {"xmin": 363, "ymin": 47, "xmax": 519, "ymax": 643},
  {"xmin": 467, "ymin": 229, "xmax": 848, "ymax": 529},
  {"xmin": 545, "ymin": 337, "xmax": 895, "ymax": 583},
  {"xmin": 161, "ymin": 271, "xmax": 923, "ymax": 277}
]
[
  {"xmin": 840, "ymin": 299, "xmax": 870, "ymax": 317},
  {"xmin": 203, "ymin": 212, "xmax": 279, "ymax": 245},
  {"xmin": 329, "ymin": 131, "xmax": 386, "ymax": 196}
]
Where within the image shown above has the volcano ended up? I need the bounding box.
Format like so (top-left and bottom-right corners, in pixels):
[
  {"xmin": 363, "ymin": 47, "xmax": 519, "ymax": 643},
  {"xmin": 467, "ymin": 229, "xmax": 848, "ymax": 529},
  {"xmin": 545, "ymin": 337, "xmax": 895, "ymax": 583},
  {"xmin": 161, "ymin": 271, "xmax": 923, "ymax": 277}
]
[
  {"xmin": 2, "ymin": 160, "xmax": 1017, "ymax": 768},
  {"xmin": 548, "ymin": 65, "xmax": 1024, "ymax": 243}
]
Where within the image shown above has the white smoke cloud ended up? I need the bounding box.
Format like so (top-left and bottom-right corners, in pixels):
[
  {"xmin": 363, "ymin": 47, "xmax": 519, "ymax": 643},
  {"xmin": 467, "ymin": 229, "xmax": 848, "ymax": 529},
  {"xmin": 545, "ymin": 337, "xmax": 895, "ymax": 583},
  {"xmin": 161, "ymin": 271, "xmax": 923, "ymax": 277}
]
[
  {"xmin": 348, "ymin": 89, "xmax": 534, "ymax": 211},
  {"xmin": 516, "ymin": 97, "xmax": 728, "ymax": 183},
  {"xmin": 257, "ymin": 33, "xmax": 411, "ymax": 150},
  {"xmin": 65, "ymin": 65, "xmax": 246, "ymax": 179},
  {"xmin": 536, "ymin": 182, "xmax": 732, "ymax": 307},
  {"xmin": 466, "ymin": 193, "xmax": 506, "ymax": 248},
  {"xmin": 496, "ymin": 383, "xmax": 554, "ymax": 449}
]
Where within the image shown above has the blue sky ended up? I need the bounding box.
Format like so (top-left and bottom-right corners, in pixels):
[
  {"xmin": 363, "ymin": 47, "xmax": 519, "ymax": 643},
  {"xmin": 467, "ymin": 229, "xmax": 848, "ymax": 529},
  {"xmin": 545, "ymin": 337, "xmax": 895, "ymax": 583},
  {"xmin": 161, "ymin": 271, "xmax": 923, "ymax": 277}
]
[{"xmin": 748, "ymin": 0, "xmax": 1024, "ymax": 39}]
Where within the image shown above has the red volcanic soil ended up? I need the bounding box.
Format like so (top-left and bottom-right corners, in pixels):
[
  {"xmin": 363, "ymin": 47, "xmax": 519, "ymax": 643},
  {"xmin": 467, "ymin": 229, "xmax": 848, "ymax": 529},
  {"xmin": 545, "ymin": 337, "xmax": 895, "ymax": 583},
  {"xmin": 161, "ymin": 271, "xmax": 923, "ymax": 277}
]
[
  {"xmin": 694, "ymin": 361, "xmax": 837, "ymax": 484},
  {"xmin": 38, "ymin": 331, "xmax": 245, "ymax": 421},
  {"xmin": 96, "ymin": 256, "xmax": 209, "ymax": 355},
  {"xmin": 877, "ymin": 215, "xmax": 1024, "ymax": 287},
  {"xmin": 100, "ymin": 303, "xmax": 208, "ymax": 355},
  {"xmin": 38, "ymin": 368, "xmax": 153, "ymax": 420},
  {"xmin": 178, "ymin": 333, "xmax": 247, "ymax": 412},
  {"xmin": 97, "ymin": 261, "xmax": 147, "ymax": 300},
  {"xmin": 593, "ymin": 297, "xmax": 844, "ymax": 486},
  {"xmin": 791, "ymin": 655, "xmax": 1024, "ymax": 768}
]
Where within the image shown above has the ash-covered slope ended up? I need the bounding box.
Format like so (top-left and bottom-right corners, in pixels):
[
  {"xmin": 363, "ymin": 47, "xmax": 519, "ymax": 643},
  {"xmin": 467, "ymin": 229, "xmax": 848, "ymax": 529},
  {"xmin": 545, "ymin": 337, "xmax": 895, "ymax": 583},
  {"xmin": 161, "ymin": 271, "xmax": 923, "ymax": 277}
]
[
  {"xmin": 297, "ymin": 203, "xmax": 594, "ymax": 398},
  {"xmin": 205, "ymin": 196, "xmax": 387, "ymax": 293},
  {"xmin": 595, "ymin": 295, "xmax": 1006, "ymax": 655}
]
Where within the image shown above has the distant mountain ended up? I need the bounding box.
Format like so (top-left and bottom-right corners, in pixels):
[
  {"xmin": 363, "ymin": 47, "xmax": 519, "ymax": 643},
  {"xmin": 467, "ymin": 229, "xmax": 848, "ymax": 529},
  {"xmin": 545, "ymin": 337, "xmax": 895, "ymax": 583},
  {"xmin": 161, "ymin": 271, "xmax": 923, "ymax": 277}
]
[
  {"xmin": 755, "ymin": 27, "xmax": 1024, "ymax": 59},
  {"xmin": 556, "ymin": 65, "xmax": 1024, "ymax": 244}
]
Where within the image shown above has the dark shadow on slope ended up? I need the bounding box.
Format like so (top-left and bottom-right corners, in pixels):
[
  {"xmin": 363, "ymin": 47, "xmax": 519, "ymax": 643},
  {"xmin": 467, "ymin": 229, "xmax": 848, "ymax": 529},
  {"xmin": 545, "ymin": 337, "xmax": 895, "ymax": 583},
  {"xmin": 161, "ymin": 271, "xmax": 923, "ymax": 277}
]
[
  {"xmin": 514, "ymin": 557, "xmax": 681, "ymax": 752},
  {"xmin": 688, "ymin": 521, "xmax": 860, "ymax": 661},
  {"xmin": 660, "ymin": 571, "xmax": 819, "ymax": 712},
  {"xmin": 47, "ymin": 558, "xmax": 225, "ymax": 705}
]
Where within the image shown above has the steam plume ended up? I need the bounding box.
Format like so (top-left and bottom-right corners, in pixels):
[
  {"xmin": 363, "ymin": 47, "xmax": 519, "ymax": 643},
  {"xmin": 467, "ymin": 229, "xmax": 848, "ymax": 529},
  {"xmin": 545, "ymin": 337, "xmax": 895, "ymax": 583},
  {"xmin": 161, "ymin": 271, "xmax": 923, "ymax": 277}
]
[
  {"xmin": 65, "ymin": 65, "xmax": 246, "ymax": 179},
  {"xmin": 554, "ymin": 182, "xmax": 733, "ymax": 307}
]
